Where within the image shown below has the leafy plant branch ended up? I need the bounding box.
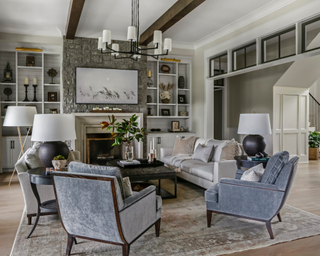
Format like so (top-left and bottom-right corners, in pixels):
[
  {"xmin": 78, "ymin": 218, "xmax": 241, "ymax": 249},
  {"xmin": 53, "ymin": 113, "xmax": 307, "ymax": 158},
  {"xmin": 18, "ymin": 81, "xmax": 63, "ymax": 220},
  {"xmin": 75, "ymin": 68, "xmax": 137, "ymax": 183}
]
[{"xmin": 309, "ymin": 131, "xmax": 320, "ymax": 148}]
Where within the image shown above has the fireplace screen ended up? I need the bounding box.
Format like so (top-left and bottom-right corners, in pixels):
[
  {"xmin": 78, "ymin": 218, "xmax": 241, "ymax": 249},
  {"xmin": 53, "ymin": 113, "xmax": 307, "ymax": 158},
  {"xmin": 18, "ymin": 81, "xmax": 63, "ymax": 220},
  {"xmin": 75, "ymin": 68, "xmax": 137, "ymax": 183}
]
[{"xmin": 86, "ymin": 134, "xmax": 122, "ymax": 164}]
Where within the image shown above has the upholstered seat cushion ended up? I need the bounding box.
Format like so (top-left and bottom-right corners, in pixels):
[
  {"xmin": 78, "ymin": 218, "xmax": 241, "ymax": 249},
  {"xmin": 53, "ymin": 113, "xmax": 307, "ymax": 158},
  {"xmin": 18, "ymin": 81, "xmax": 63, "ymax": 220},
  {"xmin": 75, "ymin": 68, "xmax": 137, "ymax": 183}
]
[
  {"xmin": 162, "ymin": 155, "xmax": 192, "ymax": 168},
  {"xmin": 261, "ymin": 151, "xmax": 289, "ymax": 184},
  {"xmin": 180, "ymin": 160, "xmax": 214, "ymax": 181},
  {"xmin": 68, "ymin": 162, "xmax": 126, "ymax": 199},
  {"xmin": 205, "ymin": 183, "xmax": 219, "ymax": 202},
  {"xmin": 156, "ymin": 195, "xmax": 162, "ymax": 210}
]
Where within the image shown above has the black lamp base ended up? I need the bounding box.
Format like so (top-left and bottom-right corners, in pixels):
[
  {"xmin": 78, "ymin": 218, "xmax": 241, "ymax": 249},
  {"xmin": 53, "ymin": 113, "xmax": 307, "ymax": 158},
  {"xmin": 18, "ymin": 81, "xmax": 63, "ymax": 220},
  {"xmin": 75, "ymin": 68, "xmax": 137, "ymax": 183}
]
[
  {"xmin": 242, "ymin": 134, "xmax": 266, "ymax": 156},
  {"xmin": 39, "ymin": 141, "xmax": 69, "ymax": 167}
]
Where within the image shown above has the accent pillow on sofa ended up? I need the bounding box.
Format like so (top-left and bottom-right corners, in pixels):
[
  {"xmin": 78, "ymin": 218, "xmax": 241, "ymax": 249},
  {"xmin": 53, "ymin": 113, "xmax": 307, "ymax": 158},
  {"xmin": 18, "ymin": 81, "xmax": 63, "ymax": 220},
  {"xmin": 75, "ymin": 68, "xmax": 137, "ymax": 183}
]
[
  {"xmin": 241, "ymin": 163, "xmax": 265, "ymax": 182},
  {"xmin": 192, "ymin": 144, "xmax": 215, "ymax": 163},
  {"xmin": 25, "ymin": 142, "xmax": 44, "ymax": 169},
  {"xmin": 220, "ymin": 138, "xmax": 238, "ymax": 160},
  {"xmin": 207, "ymin": 140, "xmax": 227, "ymax": 162},
  {"xmin": 172, "ymin": 136, "xmax": 197, "ymax": 156}
]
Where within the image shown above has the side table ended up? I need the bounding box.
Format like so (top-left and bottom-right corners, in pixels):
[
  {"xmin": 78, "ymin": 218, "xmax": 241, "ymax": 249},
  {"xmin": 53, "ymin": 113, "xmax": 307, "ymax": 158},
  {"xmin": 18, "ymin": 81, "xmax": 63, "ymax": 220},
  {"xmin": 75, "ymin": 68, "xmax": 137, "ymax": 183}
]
[
  {"xmin": 234, "ymin": 156, "xmax": 270, "ymax": 179},
  {"xmin": 26, "ymin": 167, "xmax": 58, "ymax": 239}
]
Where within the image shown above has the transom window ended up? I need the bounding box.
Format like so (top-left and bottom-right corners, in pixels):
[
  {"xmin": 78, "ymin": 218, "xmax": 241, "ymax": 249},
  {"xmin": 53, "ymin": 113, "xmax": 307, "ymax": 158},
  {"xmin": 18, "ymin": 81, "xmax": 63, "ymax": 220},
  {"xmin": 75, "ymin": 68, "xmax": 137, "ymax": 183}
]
[
  {"xmin": 261, "ymin": 27, "xmax": 296, "ymax": 63},
  {"xmin": 302, "ymin": 16, "xmax": 320, "ymax": 52},
  {"xmin": 209, "ymin": 53, "xmax": 228, "ymax": 77},
  {"xmin": 232, "ymin": 42, "xmax": 256, "ymax": 71}
]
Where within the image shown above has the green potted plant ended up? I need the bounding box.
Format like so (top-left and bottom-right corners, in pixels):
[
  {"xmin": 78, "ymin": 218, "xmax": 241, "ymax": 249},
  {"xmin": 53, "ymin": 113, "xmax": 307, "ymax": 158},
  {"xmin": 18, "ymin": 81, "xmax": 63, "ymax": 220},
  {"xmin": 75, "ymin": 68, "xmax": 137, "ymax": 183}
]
[
  {"xmin": 309, "ymin": 131, "xmax": 320, "ymax": 160},
  {"xmin": 52, "ymin": 155, "xmax": 67, "ymax": 170},
  {"xmin": 101, "ymin": 114, "xmax": 146, "ymax": 162}
]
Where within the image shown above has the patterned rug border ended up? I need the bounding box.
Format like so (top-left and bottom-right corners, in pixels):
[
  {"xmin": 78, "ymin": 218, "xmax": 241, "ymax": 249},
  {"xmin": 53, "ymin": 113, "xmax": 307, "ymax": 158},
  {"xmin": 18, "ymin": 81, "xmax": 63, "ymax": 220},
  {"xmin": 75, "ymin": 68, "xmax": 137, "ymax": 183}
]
[{"xmin": 10, "ymin": 204, "xmax": 320, "ymax": 256}]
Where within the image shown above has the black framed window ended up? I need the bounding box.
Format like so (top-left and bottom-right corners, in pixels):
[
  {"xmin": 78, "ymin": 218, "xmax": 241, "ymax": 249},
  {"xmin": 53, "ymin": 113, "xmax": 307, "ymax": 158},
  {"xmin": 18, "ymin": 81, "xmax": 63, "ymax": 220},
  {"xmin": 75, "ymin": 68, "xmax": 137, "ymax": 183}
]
[
  {"xmin": 261, "ymin": 27, "xmax": 296, "ymax": 63},
  {"xmin": 302, "ymin": 16, "xmax": 320, "ymax": 53},
  {"xmin": 209, "ymin": 53, "xmax": 228, "ymax": 77},
  {"xmin": 214, "ymin": 79, "xmax": 224, "ymax": 86},
  {"xmin": 232, "ymin": 42, "xmax": 256, "ymax": 71}
]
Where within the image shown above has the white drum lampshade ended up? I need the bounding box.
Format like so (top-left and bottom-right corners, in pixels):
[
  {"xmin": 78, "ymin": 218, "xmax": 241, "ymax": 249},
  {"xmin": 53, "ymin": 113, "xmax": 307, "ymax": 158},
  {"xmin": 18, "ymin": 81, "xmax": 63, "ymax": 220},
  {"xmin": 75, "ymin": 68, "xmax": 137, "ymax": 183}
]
[
  {"xmin": 237, "ymin": 113, "xmax": 272, "ymax": 157},
  {"xmin": 3, "ymin": 106, "xmax": 37, "ymax": 127},
  {"xmin": 32, "ymin": 114, "xmax": 76, "ymax": 167}
]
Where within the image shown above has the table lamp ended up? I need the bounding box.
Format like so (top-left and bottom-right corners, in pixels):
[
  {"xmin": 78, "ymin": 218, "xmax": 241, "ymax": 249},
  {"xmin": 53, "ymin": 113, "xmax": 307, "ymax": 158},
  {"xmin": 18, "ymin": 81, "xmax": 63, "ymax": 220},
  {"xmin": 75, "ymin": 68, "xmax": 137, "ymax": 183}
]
[
  {"xmin": 3, "ymin": 106, "xmax": 37, "ymax": 185},
  {"xmin": 31, "ymin": 114, "xmax": 76, "ymax": 167},
  {"xmin": 237, "ymin": 113, "xmax": 272, "ymax": 156}
]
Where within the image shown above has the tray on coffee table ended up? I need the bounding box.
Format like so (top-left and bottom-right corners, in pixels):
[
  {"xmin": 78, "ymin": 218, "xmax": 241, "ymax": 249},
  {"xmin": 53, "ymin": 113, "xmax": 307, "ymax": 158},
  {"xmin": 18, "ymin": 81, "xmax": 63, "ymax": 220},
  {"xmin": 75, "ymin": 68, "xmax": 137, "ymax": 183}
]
[{"xmin": 117, "ymin": 159, "xmax": 164, "ymax": 168}]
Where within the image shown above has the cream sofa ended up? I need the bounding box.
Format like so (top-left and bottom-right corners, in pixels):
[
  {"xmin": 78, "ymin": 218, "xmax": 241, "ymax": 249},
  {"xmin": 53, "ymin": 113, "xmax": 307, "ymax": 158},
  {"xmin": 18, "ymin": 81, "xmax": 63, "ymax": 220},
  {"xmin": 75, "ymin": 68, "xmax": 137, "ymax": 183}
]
[
  {"xmin": 15, "ymin": 148, "xmax": 80, "ymax": 225},
  {"xmin": 160, "ymin": 138, "xmax": 239, "ymax": 189}
]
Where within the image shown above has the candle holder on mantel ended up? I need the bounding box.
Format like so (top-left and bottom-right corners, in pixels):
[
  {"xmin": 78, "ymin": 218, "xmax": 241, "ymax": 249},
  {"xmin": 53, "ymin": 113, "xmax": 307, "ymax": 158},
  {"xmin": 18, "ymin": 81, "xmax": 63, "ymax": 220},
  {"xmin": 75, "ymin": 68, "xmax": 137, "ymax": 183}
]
[
  {"xmin": 23, "ymin": 84, "xmax": 29, "ymax": 102},
  {"xmin": 32, "ymin": 84, "xmax": 38, "ymax": 102}
]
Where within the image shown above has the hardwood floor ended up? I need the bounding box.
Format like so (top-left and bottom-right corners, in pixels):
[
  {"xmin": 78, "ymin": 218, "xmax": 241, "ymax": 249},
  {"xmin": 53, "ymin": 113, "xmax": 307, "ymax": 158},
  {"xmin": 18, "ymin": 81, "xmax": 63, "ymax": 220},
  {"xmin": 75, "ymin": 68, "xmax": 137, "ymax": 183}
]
[{"xmin": 0, "ymin": 160, "xmax": 319, "ymax": 256}]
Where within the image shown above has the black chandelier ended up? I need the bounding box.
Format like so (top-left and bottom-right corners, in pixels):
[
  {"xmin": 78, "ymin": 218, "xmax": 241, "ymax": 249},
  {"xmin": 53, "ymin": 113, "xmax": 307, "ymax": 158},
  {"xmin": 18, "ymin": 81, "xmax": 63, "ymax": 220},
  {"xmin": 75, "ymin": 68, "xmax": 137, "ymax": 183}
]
[{"xmin": 98, "ymin": 0, "xmax": 172, "ymax": 61}]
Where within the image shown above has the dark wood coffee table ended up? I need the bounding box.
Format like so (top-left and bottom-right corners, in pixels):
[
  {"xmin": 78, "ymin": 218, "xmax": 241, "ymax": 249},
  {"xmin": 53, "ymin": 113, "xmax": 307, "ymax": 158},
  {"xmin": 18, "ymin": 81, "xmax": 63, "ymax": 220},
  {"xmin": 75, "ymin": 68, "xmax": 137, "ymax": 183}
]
[{"xmin": 106, "ymin": 160, "xmax": 177, "ymax": 199}]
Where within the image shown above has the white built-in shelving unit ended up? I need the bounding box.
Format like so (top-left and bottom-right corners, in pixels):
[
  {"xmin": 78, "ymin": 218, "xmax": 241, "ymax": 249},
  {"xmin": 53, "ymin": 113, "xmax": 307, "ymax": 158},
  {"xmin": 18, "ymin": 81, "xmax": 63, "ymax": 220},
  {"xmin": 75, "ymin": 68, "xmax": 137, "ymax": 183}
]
[
  {"xmin": 146, "ymin": 57, "xmax": 192, "ymax": 133},
  {"xmin": 0, "ymin": 50, "xmax": 62, "ymax": 136}
]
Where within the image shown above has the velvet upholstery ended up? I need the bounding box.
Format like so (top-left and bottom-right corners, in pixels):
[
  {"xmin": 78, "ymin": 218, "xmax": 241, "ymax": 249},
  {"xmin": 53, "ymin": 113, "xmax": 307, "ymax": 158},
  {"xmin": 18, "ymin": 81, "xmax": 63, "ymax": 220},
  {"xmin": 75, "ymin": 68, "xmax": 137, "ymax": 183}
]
[
  {"xmin": 53, "ymin": 163, "xmax": 162, "ymax": 255},
  {"xmin": 261, "ymin": 151, "xmax": 289, "ymax": 184},
  {"xmin": 205, "ymin": 153, "xmax": 299, "ymax": 238}
]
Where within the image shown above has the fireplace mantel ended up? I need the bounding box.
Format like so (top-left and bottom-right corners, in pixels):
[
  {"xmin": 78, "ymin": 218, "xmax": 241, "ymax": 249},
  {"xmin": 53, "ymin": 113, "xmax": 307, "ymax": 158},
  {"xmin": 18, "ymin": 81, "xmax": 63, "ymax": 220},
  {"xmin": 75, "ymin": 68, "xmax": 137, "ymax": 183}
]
[{"xmin": 72, "ymin": 113, "xmax": 144, "ymax": 162}]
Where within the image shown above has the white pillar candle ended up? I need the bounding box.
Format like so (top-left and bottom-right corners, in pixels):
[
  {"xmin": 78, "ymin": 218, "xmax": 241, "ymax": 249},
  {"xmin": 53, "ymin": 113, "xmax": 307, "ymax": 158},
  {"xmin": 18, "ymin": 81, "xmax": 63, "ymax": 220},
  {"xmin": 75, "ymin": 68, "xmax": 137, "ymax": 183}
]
[
  {"xmin": 98, "ymin": 37, "xmax": 103, "ymax": 50},
  {"xmin": 127, "ymin": 26, "xmax": 137, "ymax": 41},
  {"xmin": 150, "ymin": 140, "xmax": 153, "ymax": 153},
  {"xmin": 163, "ymin": 38, "xmax": 172, "ymax": 51},
  {"xmin": 24, "ymin": 77, "xmax": 28, "ymax": 84},
  {"xmin": 111, "ymin": 44, "xmax": 119, "ymax": 56},
  {"xmin": 102, "ymin": 29, "xmax": 111, "ymax": 44},
  {"xmin": 154, "ymin": 47, "xmax": 162, "ymax": 55},
  {"xmin": 153, "ymin": 30, "xmax": 162, "ymax": 45},
  {"xmin": 153, "ymin": 137, "xmax": 156, "ymax": 150},
  {"xmin": 33, "ymin": 78, "xmax": 37, "ymax": 85}
]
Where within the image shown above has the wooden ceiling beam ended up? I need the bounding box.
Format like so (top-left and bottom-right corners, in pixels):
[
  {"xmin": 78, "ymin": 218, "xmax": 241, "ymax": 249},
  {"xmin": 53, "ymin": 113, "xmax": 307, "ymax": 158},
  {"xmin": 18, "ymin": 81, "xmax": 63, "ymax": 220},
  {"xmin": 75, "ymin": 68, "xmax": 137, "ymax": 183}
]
[
  {"xmin": 139, "ymin": 0, "xmax": 206, "ymax": 46},
  {"xmin": 65, "ymin": 0, "xmax": 86, "ymax": 39}
]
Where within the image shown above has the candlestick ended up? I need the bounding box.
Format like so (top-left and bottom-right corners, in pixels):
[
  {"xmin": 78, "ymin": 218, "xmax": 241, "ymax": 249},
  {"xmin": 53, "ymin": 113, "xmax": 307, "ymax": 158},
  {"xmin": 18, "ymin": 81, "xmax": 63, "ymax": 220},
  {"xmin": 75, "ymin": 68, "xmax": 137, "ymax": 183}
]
[
  {"xmin": 23, "ymin": 84, "xmax": 29, "ymax": 102},
  {"xmin": 32, "ymin": 84, "xmax": 38, "ymax": 102},
  {"xmin": 33, "ymin": 78, "xmax": 37, "ymax": 85},
  {"xmin": 24, "ymin": 77, "xmax": 28, "ymax": 84}
]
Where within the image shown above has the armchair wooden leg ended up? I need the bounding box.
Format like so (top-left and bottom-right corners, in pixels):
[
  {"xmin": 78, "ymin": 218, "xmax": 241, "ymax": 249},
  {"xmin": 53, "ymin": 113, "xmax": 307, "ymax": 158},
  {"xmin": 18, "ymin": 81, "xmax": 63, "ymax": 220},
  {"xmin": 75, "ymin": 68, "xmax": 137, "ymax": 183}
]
[
  {"xmin": 122, "ymin": 243, "xmax": 130, "ymax": 256},
  {"xmin": 66, "ymin": 234, "xmax": 74, "ymax": 256},
  {"xmin": 277, "ymin": 212, "xmax": 282, "ymax": 222},
  {"xmin": 207, "ymin": 210, "xmax": 212, "ymax": 228},
  {"xmin": 266, "ymin": 221, "xmax": 274, "ymax": 239},
  {"xmin": 155, "ymin": 218, "xmax": 161, "ymax": 237},
  {"xmin": 27, "ymin": 216, "xmax": 32, "ymax": 225}
]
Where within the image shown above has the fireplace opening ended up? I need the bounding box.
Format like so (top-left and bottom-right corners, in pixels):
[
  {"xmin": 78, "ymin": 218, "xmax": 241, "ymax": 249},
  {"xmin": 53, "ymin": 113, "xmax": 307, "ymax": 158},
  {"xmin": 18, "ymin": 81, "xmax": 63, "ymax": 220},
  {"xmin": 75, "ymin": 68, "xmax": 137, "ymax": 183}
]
[{"xmin": 86, "ymin": 133, "xmax": 122, "ymax": 165}]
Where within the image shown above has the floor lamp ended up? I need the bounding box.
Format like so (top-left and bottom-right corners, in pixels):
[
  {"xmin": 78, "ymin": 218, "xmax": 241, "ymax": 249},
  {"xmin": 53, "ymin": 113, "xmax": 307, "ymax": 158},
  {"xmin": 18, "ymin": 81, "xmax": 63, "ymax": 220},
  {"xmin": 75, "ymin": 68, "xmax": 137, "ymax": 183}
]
[{"xmin": 3, "ymin": 106, "xmax": 37, "ymax": 185}]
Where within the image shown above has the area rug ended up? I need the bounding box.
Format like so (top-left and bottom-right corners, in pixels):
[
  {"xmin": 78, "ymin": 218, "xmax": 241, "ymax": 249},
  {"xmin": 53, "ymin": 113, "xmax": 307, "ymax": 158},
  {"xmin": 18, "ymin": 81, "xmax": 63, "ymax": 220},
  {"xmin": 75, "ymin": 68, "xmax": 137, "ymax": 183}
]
[{"xmin": 10, "ymin": 180, "xmax": 320, "ymax": 256}]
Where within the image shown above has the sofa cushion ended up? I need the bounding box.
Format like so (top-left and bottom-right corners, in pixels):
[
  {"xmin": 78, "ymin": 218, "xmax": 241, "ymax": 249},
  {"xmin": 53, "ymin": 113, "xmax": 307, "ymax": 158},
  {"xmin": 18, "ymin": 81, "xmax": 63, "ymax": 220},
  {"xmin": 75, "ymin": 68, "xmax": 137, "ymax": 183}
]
[
  {"xmin": 172, "ymin": 136, "xmax": 197, "ymax": 156},
  {"xmin": 207, "ymin": 140, "xmax": 227, "ymax": 162},
  {"xmin": 240, "ymin": 163, "xmax": 264, "ymax": 182},
  {"xmin": 68, "ymin": 162, "xmax": 126, "ymax": 199},
  {"xmin": 180, "ymin": 160, "xmax": 214, "ymax": 181},
  {"xmin": 205, "ymin": 183, "xmax": 219, "ymax": 202},
  {"xmin": 192, "ymin": 144, "xmax": 215, "ymax": 163},
  {"xmin": 220, "ymin": 139, "xmax": 237, "ymax": 160},
  {"xmin": 261, "ymin": 151, "xmax": 289, "ymax": 184},
  {"xmin": 162, "ymin": 155, "xmax": 191, "ymax": 168}
]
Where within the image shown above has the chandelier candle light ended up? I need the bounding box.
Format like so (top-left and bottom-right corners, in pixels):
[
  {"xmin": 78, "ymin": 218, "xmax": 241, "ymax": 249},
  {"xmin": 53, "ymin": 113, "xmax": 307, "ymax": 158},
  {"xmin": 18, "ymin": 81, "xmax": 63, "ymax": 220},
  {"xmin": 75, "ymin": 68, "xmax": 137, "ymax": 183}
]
[{"xmin": 98, "ymin": 0, "xmax": 172, "ymax": 61}]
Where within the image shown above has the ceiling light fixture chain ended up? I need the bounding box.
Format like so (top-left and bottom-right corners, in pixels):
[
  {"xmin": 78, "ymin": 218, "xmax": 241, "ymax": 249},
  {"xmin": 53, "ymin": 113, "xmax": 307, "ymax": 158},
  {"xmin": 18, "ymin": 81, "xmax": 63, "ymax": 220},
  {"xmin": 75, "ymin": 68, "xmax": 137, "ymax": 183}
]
[{"xmin": 97, "ymin": 0, "xmax": 172, "ymax": 61}]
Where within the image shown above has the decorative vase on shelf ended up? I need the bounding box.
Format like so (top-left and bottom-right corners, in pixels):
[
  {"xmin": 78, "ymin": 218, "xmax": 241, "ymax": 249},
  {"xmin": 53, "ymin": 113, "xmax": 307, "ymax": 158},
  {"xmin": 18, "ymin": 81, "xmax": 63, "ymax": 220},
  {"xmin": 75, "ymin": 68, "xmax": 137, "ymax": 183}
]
[
  {"xmin": 159, "ymin": 82, "xmax": 174, "ymax": 104},
  {"xmin": 178, "ymin": 76, "xmax": 185, "ymax": 89}
]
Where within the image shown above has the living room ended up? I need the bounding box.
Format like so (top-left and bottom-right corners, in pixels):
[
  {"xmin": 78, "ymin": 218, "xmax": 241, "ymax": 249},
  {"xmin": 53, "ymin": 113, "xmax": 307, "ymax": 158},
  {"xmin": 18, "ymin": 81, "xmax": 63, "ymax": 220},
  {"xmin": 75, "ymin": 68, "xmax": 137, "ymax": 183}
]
[{"xmin": 1, "ymin": 0, "xmax": 320, "ymax": 255}]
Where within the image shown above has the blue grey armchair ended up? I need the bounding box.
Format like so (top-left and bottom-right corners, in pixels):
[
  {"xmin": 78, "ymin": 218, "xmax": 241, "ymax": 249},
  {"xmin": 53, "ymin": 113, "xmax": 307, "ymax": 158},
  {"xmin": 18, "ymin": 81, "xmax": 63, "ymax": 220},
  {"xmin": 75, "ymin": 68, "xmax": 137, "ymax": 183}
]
[
  {"xmin": 205, "ymin": 151, "xmax": 299, "ymax": 239},
  {"xmin": 52, "ymin": 162, "xmax": 162, "ymax": 256}
]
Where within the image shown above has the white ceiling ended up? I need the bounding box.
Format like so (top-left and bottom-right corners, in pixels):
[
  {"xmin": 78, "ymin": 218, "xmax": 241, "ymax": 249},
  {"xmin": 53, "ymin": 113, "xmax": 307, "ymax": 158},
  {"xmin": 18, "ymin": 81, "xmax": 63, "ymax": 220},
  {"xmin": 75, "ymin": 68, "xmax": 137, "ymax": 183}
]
[{"xmin": 0, "ymin": 0, "xmax": 301, "ymax": 48}]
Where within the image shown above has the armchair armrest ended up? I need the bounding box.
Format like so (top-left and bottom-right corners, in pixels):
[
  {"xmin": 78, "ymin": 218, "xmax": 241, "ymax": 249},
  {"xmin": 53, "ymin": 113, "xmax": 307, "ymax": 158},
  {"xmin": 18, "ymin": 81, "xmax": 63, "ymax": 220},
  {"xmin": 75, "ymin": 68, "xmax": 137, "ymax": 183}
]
[
  {"xmin": 218, "ymin": 178, "xmax": 285, "ymax": 220},
  {"xmin": 160, "ymin": 147, "xmax": 173, "ymax": 160},
  {"xmin": 121, "ymin": 185, "xmax": 156, "ymax": 210},
  {"xmin": 213, "ymin": 160, "xmax": 237, "ymax": 182}
]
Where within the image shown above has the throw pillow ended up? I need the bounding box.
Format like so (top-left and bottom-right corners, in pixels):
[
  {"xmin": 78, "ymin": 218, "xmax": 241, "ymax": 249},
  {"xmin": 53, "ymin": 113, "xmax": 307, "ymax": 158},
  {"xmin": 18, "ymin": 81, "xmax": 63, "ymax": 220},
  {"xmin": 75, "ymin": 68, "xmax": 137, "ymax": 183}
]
[
  {"xmin": 66, "ymin": 151, "xmax": 76, "ymax": 165},
  {"xmin": 172, "ymin": 136, "xmax": 197, "ymax": 156},
  {"xmin": 192, "ymin": 144, "xmax": 215, "ymax": 163},
  {"xmin": 122, "ymin": 177, "xmax": 133, "ymax": 198},
  {"xmin": 261, "ymin": 151, "xmax": 289, "ymax": 184},
  {"xmin": 25, "ymin": 142, "xmax": 44, "ymax": 169},
  {"xmin": 241, "ymin": 163, "xmax": 265, "ymax": 182},
  {"xmin": 220, "ymin": 139, "xmax": 237, "ymax": 160},
  {"xmin": 207, "ymin": 140, "xmax": 227, "ymax": 162}
]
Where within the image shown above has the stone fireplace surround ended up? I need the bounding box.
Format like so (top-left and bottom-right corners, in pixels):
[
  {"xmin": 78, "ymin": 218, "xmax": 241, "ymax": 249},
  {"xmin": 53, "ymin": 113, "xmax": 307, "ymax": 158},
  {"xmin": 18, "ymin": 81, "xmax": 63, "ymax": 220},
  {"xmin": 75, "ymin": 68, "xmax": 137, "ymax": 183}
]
[{"xmin": 71, "ymin": 113, "xmax": 143, "ymax": 162}]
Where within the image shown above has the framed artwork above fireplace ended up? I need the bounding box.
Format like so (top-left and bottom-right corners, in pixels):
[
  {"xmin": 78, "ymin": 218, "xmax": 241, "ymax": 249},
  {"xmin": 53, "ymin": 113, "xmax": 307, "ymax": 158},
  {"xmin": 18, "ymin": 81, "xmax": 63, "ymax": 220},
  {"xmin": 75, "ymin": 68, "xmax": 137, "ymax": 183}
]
[{"xmin": 76, "ymin": 67, "xmax": 138, "ymax": 104}]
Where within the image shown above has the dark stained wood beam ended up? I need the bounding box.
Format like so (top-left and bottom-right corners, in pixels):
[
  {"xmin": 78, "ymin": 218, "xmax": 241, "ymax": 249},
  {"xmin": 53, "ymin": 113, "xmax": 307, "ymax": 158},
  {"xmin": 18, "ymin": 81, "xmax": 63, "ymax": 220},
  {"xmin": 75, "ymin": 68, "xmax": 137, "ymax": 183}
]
[
  {"xmin": 65, "ymin": 0, "xmax": 86, "ymax": 39},
  {"xmin": 140, "ymin": 0, "xmax": 206, "ymax": 46}
]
